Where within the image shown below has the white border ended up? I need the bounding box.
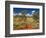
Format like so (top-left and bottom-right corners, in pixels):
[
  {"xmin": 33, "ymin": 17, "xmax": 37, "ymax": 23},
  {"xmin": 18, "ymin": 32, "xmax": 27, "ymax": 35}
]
[{"xmin": 10, "ymin": 4, "xmax": 43, "ymax": 34}]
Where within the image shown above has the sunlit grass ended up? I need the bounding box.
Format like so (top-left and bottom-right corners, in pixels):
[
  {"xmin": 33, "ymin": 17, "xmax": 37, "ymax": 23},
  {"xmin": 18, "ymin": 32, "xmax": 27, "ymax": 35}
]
[{"xmin": 13, "ymin": 16, "xmax": 39, "ymax": 30}]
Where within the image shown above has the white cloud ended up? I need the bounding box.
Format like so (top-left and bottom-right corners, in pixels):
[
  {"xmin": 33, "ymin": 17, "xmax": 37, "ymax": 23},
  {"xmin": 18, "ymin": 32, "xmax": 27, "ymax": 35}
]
[
  {"xmin": 13, "ymin": 13, "xmax": 22, "ymax": 16},
  {"xmin": 32, "ymin": 10, "xmax": 35, "ymax": 13},
  {"xmin": 19, "ymin": 13, "xmax": 22, "ymax": 15},
  {"xmin": 32, "ymin": 10, "xmax": 35, "ymax": 15},
  {"xmin": 26, "ymin": 13, "xmax": 32, "ymax": 16}
]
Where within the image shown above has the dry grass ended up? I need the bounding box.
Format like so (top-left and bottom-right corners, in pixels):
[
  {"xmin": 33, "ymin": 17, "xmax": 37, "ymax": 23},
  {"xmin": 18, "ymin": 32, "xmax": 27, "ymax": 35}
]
[{"xmin": 13, "ymin": 16, "xmax": 39, "ymax": 30}]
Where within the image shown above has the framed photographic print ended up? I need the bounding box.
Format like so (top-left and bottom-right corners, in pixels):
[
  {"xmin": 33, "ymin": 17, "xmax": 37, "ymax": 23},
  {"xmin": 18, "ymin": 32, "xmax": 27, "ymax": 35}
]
[{"xmin": 5, "ymin": 1, "xmax": 45, "ymax": 37}]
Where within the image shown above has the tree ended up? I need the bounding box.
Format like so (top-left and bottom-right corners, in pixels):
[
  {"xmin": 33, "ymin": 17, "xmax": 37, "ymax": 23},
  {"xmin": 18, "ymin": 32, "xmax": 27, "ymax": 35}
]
[
  {"xmin": 20, "ymin": 10, "xmax": 28, "ymax": 21},
  {"xmin": 32, "ymin": 11, "xmax": 39, "ymax": 21}
]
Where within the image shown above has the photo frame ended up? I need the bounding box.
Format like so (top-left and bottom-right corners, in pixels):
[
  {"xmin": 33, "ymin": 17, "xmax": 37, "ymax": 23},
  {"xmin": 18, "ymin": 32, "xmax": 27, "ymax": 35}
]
[{"xmin": 5, "ymin": 1, "xmax": 45, "ymax": 37}]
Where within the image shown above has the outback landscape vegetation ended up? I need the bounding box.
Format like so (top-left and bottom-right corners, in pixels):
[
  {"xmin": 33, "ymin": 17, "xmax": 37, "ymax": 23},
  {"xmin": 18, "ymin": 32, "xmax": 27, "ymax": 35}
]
[{"xmin": 13, "ymin": 8, "xmax": 39, "ymax": 30}]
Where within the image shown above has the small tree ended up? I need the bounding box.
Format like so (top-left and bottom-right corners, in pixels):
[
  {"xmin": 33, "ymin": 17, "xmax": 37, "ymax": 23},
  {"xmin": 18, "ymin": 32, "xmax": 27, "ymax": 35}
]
[
  {"xmin": 20, "ymin": 10, "xmax": 28, "ymax": 21},
  {"xmin": 33, "ymin": 12, "xmax": 39, "ymax": 21}
]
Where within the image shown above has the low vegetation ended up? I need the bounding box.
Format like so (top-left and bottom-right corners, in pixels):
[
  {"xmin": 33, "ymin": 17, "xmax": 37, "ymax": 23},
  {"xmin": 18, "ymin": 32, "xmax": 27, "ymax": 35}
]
[{"xmin": 13, "ymin": 10, "xmax": 39, "ymax": 30}]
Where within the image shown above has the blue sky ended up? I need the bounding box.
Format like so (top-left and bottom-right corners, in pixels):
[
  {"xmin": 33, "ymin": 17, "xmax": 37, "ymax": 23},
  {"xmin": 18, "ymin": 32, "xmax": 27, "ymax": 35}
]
[{"xmin": 13, "ymin": 8, "xmax": 39, "ymax": 16}]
